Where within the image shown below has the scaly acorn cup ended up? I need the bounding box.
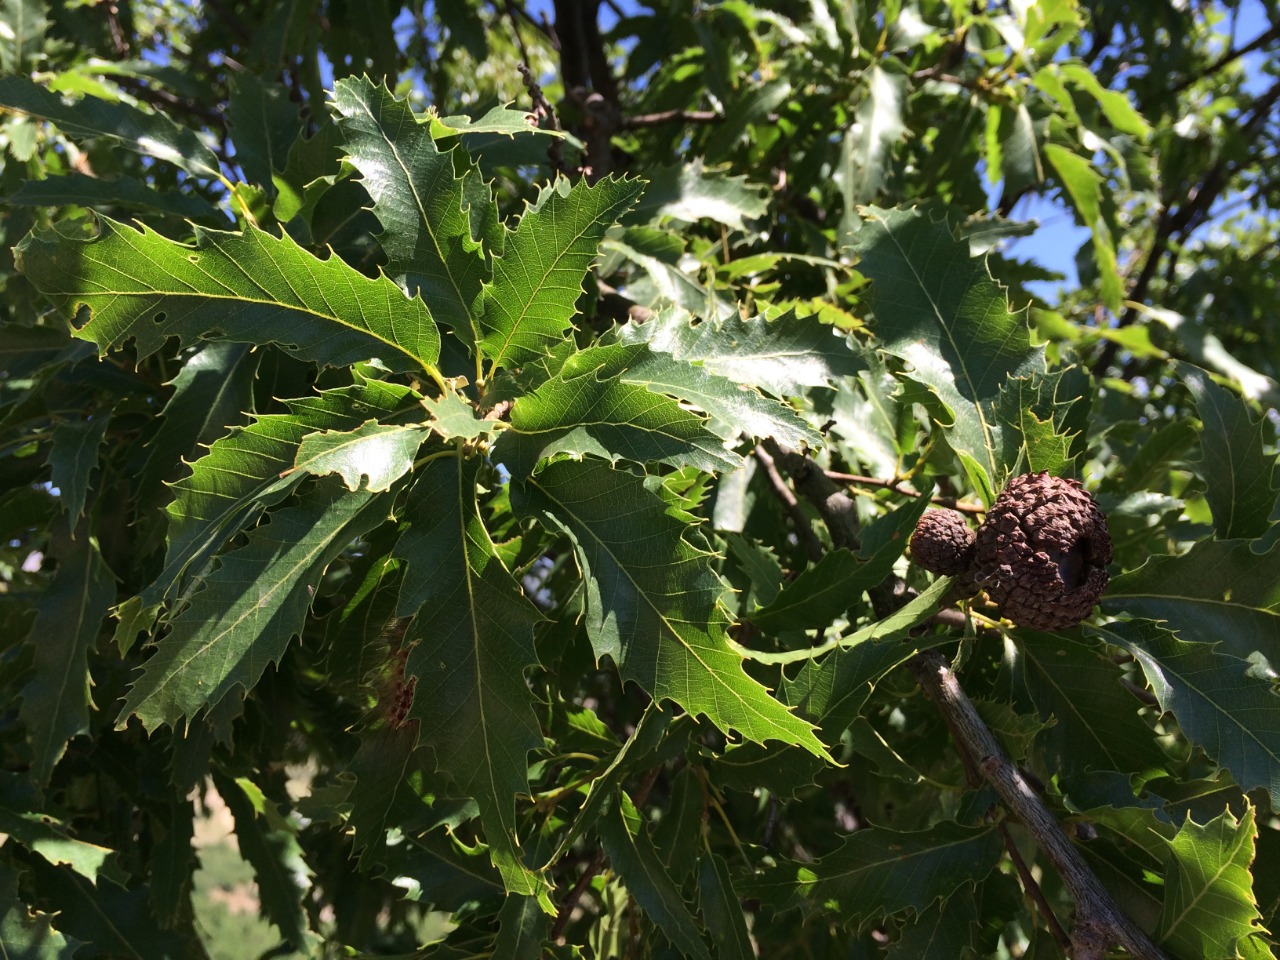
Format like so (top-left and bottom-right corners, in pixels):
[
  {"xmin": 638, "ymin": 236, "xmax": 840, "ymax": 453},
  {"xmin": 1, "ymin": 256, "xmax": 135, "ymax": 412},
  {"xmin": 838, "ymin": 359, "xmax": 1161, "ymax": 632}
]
[{"xmin": 973, "ymin": 472, "xmax": 1112, "ymax": 630}]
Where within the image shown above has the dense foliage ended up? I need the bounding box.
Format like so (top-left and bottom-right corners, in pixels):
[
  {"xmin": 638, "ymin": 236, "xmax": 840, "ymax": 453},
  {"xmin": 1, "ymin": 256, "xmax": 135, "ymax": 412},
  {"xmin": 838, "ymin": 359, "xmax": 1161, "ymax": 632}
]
[{"xmin": 1, "ymin": 0, "xmax": 1279, "ymax": 957}]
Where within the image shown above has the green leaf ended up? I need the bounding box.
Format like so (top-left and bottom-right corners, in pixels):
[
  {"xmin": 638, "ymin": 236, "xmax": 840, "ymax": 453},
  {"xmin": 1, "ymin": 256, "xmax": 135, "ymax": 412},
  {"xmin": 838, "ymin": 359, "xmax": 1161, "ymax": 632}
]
[
  {"xmin": 1157, "ymin": 806, "xmax": 1271, "ymax": 959},
  {"xmin": 492, "ymin": 355, "xmax": 741, "ymax": 477},
  {"xmin": 292, "ymin": 420, "xmax": 428, "ymax": 492},
  {"xmin": 883, "ymin": 893, "xmax": 980, "ymax": 959},
  {"xmin": 996, "ymin": 368, "xmax": 1091, "ymax": 476},
  {"xmin": 332, "ymin": 77, "xmax": 494, "ymax": 349},
  {"xmin": 137, "ymin": 341, "xmax": 256, "ymax": 502},
  {"xmin": 598, "ymin": 793, "xmax": 711, "ymax": 960},
  {"xmin": 0, "ymin": 773, "xmax": 115, "ymax": 882},
  {"xmin": 393, "ymin": 458, "xmax": 551, "ymax": 907},
  {"xmin": 19, "ymin": 523, "xmax": 114, "ymax": 787},
  {"xmin": 48, "ymin": 413, "xmax": 109, "ymax": 521},
  {"xmin": 1102, "ymin": 539, "xmax": 1280, "ymax": 664},
  {"xmin": 494, "ymin": 894, "xmax": 548, "ymax": 960},
  {"xmin": 1043, "ymin": 144, "xmax": 1123, "ymax": 312},
  {"xmin": 0, "ymin": 0, "xmax": 48, "ymax": 75},
  {"xmin": 144, "ymin": 377, "xmax": 415, "ymax": 608},
  {"xmin": 1098, "ymin": 620, "xmax": 1280, "ymax": 803},
  {"xmin": 851, "ymin": 205, "xmax": 1045, "ymax": 497},
  {"xmin": 511, "ymin": 458, "xmax": 828, "ymax": 758},
  {"xmin": 227, "ymin": 73, "xmax": 303, "ymax": 193},
  {"xmin": 122, "ymin": 480, "xmax": 387, "ymax": 729},
  {"xmin": 424, "ymin": 392, "xmax": 492, "ymax": 441},
  {"xmin": 747, "ymin": 821, "xmax": 1003, "ymax": 928},
  {"xmin": 7, "ymin": 173, "xmax": 222, "ymax": 221},
  {"xmin": 214, "ymin": 772, "xmax": 312, "ymax": 948},
  {"xmin": 604, "ymin": 230, "xmax": 736, "ymax": 320},
  {"xmin": 0, "ymin": 75, "xmax": 222, "ymax": 179},
  {"xmin": 1019, "ymin": 632, "xmax": 1169, "ymax": 784},
  {"xmin": 629, "ymin": 160, "xmax": 768, "ymax": 230},
  {"xmin": 626, "ymin": 308, "xmax": 860, "ymax": 398},
  {"xmin": 430, "ymin": 103, "xmax": 559, "ymax": 138},
  {"xmin": 1058, "ymin": 62, "xmax": 1151, "ymax": 138},
  {"xmin": 16, "ymin": 218, "xmax": 441, "ymax": 375},
  {"xmin": 699, "ymin": 853, "xmax": 755, "ymax": 960},
  {"xmin": 0, "ymin": 862, "xmax": 77, "ymax": 959},
  {"xmin": 844, "ymin": 65, "xmax": 906, "ymax": 206},
  {"xmin": 574, "ymin": 340, "xmax": 819, "ymax": 448},
  {"xmin": 342, "ymin": 724, "xmax": 424, "ymax": 868},
  {"xmin": 477, "ymin": 176, "xmax": 644, "ymax": 370},
  {"xmin": 751, "ymin": 495, "xmax": 930, "ymax": 633},
  {"xmin": 1179, "ymin": 363, "xmax": 1278, "ymax": 540}
]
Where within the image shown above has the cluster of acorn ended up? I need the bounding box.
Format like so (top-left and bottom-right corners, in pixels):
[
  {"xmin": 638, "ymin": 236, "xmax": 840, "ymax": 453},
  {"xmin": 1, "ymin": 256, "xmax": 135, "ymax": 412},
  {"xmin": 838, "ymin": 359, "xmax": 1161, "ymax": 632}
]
[{"xmin": 909, "ymin": 472, "xmax": 1112, "ymax": 631}]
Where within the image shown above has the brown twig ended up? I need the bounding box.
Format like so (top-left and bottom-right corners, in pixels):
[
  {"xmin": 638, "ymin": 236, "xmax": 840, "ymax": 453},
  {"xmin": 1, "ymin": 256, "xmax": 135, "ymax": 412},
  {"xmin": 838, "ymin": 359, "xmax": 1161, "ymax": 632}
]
[
  {"xmin": 754, "ymin": 442, "xmax": 825, "ymax": 563},
  {"xmin": 1000, "ymin": 820, "xmax": 1073, "ymax": 953},
  {"xmin": 620, "ymin": 109, "xmax": 723, "ymax": 129},
  {"xmin": 550, "ymin": 765, "xmax": 663, "ymax": 942},
  {"xmin": 910, "ymin": 650, "xmax": 1169, "ymax": 960},
  {"xmin": 1171, "ymin": 21, "xmax": 1280, "ymax": 93},
  {"xmin": 1092, "ymin": 77, "xmax": 1280, "ymax": 376},
  {"xmin": 824, "ymin": 470, "xmax": 986, "ymax": 516}
]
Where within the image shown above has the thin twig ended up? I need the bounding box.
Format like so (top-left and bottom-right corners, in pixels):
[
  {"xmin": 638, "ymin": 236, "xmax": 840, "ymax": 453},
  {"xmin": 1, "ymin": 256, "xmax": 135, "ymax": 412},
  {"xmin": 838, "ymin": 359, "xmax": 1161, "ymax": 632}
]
[
  {"xmin": 910, "ymin": 650, "xmax": 1169, "ymax": 960},
  {"xmin": 824, "ymin": 470, "xmax": 986, "ymax": 516},
  {"xmin": 1171, "ymin": 21, "xmax": 1280, "ymax": 93},
  {"xmin": 999, "ymin": 820, "xmax": 1073, "ymax": 953},
  {"xmin": 620, "ymin": 109, "xmax": 723, "ymax": 129},
  {"xmin": 754, "ymin": 443, "xmax": 825, "ymax": 563},
  {"xmin": 551, "ymin": 848, "xmax": 604, "ymax": 941}
]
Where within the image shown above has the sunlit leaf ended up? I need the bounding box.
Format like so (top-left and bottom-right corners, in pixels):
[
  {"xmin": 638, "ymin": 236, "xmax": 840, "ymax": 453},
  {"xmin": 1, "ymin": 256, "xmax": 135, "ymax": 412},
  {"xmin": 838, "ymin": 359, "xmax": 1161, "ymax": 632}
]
[
  {"xmin": 851, "ymin": 205, "xmax": 1045, "ymax": 498},
  {"xmin": 512, "ymin": 458, "xmax": 828, "ymax": 758},
  {"xmin": 17, "ymin": 218, "xmax": 441, "ymax": 374},
  {"xmin": 478, "ymin": 177, "xmax": 643, "ymax": 370}
]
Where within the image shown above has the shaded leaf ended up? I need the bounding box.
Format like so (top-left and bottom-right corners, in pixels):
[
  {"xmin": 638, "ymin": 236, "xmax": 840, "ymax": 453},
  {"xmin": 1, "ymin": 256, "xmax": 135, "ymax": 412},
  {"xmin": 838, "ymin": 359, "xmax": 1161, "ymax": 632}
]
[
  {"xmin": 393, "ymin": 458, "xmax": 550, "ymax": 907},
  {"xmin": 512, "ymin": 458, "xmax": 827, "ymax": 758},
  {"xmin": 332, "ymin": 77, "xmax": 494, "ymax": 348},
  {"xmin": 699, "ymin": 852, "xmax": 754, "ymax": 960},
  {"xmin": 122, "ymin": 480, "xmax": 387, "ymax": 730},
  {"xmin": 996, "ymin": 368, "xmax": 1091, "ymax": 476},
  {"xmin": 342, "ymin": 724, "xmax": 425, "ymax": 868},
  {"xmin": 7, "ymin": 173, "xmax": 222, "ymax": 221},
  {"xmin": 214, "ymin": 772, "xmax": 312, "ymax": 948},
  {"xmin": 851, "ymin": 205, "xmax": 1045, "ymax": 498},
  {"xmin": 477, "ymin": 177, "xmax": 644, "ymax": 370},
  {"xmin": 25, "ymin": 861, "xmax": 195, "ymax": 960},
  {"xmin": 751, "ymin": 495, "xmax": 930, "ymax": 633},
  {"xmin": 1157, "ymin": 806, "xmax": 1271, "ymax": 960},
  {"xmin": 1099, "ymin": 620, "xmax": 1280, "ymax": 803},
  {"xmin": 599, "ymin": 793, "xmax": 711, "ymax": 960},
  {"xmin": 1019, "ymin": 632, "xmax": 1169, "ymax": 783},
  {"xmin": 0, "ymin": 75, "xmax": 222, "ymax": 179},
  {"xmin": 1180, "ymin": 362, "xmax": 1278, "ymax": 540},
  {"xmin": 19, "ymin": 522, "xmax": 114, "ymax": 786},
  {"xmin": 0, "ymin": 773, "xmax": 115, "ymax": 882},
  {"xmin": 227, "ymin": 73, "xmax": 302, "ymax": 194},
  {"xmin": 746, "ymin": 821, "xmax": 1002, "ymax": 928},
  {"xmin": 138, "ymin": 341, "xmax": 256, "ymax": 502},
  {"xmin": 1102, "ymin": 539, "xmax": 1280, "ymax": 665},
  {"xmin": 0, "ymin": 861, "xmax": 77, "ymax": 959},
  {"xmin": 495, "ymin": 894, "xmax": 548, "ymax": 960},
  {"xmin": 17, "ymin": 218, "xmax": 441, "ymax": 375},
  {"xmin": 47, "ymin": 414, "xmax": 109, "ymax": 521}
]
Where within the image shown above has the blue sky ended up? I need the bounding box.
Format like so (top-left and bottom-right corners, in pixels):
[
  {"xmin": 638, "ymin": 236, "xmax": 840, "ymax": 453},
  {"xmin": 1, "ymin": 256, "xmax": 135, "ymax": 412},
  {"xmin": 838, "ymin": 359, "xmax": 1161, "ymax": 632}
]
[{"xmin": 1005, "ymin": 0, "xmax": 1274, "ymax": 299}]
